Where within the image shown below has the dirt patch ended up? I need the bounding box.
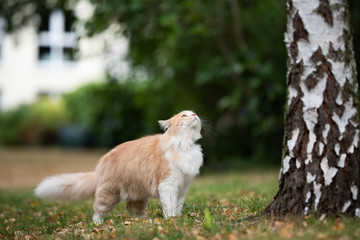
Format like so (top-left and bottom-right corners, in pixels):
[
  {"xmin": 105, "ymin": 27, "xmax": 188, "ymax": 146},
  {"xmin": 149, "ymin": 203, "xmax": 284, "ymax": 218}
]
[{"xmin": 0, "ymin": 147, "xmax": 107, "ymax": 188}]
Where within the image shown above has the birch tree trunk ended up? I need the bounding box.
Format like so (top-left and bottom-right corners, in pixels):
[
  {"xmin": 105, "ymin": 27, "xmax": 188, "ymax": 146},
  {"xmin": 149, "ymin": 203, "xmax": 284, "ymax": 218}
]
[{"xmin": 267, "ymin": 0, "xmax": 360, "ymax": 217}]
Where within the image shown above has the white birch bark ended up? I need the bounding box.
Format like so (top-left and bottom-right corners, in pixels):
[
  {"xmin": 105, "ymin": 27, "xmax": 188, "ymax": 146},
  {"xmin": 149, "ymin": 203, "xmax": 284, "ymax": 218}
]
[{"xmin": 269, "ymin": 0, "xmax": 360, "ymax": 217}]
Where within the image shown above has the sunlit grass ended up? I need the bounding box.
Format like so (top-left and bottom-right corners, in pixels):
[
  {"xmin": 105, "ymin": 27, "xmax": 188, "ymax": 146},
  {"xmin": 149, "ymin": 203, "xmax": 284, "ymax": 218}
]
[
  {"xmin": 0, "ymin": 170, "xmax": 278, "ymax": 239},
  {"xmin": 1, "ymin": 148, "xmax": 360, "ymax": 239}
]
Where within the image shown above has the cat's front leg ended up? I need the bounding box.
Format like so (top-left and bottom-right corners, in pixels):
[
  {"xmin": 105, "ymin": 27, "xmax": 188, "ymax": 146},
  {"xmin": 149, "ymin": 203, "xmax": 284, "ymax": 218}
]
[
  {"xmin": 158, "ymin": 181, "xmax": 178, "ymax": 218},
  {"xmin": 174, "ymin": 179, "xmax": 193, "ymax": 216},
  {"xmin": 174, "ymin": 196, "xmax": 185, "ymax": 216}
]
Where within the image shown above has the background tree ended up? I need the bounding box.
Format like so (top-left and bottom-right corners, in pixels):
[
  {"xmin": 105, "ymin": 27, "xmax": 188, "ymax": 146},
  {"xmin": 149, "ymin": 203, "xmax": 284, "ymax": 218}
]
[{"xmin": 267, "ymin": 0, "xmax": 360, "ymax": 217}]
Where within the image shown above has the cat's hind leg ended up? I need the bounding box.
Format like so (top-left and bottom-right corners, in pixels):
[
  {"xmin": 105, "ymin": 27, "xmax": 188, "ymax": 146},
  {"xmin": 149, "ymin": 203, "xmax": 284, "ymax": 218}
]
[
  {"xmin": 92, "ymin": 187, "xmax": 120, "ymax": 224},
  {"xmin": 126, "ymin": 199, "xmax": 148, "ymax": 217}
]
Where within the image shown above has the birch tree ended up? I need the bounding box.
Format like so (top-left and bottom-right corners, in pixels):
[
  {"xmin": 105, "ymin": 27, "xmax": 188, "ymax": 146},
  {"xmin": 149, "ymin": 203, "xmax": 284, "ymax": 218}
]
[{"xmin": 267, "ymin": 0, "xmax": 360, "ymax": 216}]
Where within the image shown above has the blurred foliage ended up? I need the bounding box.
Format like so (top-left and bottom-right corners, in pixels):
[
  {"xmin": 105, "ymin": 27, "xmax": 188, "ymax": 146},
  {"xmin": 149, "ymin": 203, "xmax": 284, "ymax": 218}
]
[
  {"xmin": 85, "ymin": 0, "xmax": 287, "ymax": 164},
  {"xmin": 0, "ymin": 97, "xmax": 68, "ymax": 145},
  {"xmin": 63, "ymin": 81, "xmax": 146, "ymax": 147},
  {"xmin": 1, "ymin": 0, "xmax": 359, "ymax": 165}
]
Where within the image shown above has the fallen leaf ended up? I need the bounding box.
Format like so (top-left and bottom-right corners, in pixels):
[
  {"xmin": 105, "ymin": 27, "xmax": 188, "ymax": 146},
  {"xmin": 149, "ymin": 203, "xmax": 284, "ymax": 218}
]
[
  {"xmin": 76, "ymin": 222, "xmax": 83, "ymax": 228},
  {"xmin": 92, "ymin": 226, "xmax": 107, "ymax": 233},
  {"xmin": 246, "ymin": 224, "xmax": 257, "ymax": 236},
  {"xmin": 196, "ymin": 236, "xmax": 208, "ymax": 240},
  {"xmin": 331, "ymin": 219, "xmax": 344, "ymax": 231},
  {"xmin": 227, "ymin": 233, "xmax": 237, "ymax": 240},
  {"xmin": 220, "ymin": 199, "xmax": 229, "ymax": 205},
  {"xmin": 124, "ymin": 221, "xmax": 131, "ymax": 225},
  {"xmin": 192, "ymin": 228, "xmax": 200, "ymax": 236},
  {"xmin": 212, "ymin": 233, "xmax": 223, "ymax": 240},
  {"xmin": 80, "ymin": 234, "xmax": 92, "ymax": 240},
  {"xmin": 269, "ymin": 220, "xmax": 284, "ymax": 231},
  {"xmin": 319, "ymin": 214, "xmax": 326, "ymax": 222},
  {"xmin": 154, "ymin": 218, "xmax": 162, "ymax": 224},
  {"xmin": 235, "ymin": 207, "xmax": 244, "ymax": 213},
  {"xmin": 317, "ymin": 233, "xmax": 326, "ymax": 239},
  {"xmin": 222, "ymin": 208, "xmax": 231, "ymax": 215},
  {"xmin": 279, "ymin": 223, "xmax": 294, "ymax": 239}
]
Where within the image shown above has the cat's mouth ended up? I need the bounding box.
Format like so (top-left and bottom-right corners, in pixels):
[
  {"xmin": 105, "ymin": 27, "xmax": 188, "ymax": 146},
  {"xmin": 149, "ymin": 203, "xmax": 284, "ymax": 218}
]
[{"xmin": 189, "ymin": 117, "xmax": 201, "ymax": 128}]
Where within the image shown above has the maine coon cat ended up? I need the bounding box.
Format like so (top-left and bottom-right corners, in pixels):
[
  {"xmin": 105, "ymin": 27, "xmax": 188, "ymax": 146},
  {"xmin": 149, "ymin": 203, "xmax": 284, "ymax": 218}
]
[{"xmin": 35, "ymin": 110, "xmax": 203, "ymax": 224}]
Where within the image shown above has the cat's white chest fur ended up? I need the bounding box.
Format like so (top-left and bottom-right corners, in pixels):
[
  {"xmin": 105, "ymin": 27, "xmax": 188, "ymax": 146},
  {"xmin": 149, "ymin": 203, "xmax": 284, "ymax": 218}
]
[
  {"xmin": 158, "ymin": 137, "xmax": 203, "ymax": 218},
  {"xmin": 165, "ymin": 135, "xmax": 203, "ymax": 175},
  {"xmin": 167, "ymin": 144, "xmax": 203, "ymax": 176}
]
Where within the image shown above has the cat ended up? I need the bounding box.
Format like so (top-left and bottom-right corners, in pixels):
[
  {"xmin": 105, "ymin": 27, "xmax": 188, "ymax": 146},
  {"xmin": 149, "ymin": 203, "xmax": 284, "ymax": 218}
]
[{"xmin": 35, "ymin": 110, "xmax": 203, "ymax": 224}]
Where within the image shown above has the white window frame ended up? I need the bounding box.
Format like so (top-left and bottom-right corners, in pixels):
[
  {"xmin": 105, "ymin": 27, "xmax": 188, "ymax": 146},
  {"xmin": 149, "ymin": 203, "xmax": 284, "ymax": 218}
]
[{"xmin": 38, "ymin": 9, "xmax": 76, "ymax": 67}]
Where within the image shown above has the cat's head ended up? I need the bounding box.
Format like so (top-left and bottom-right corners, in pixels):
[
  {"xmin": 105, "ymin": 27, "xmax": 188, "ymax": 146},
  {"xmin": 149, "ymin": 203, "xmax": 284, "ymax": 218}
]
[{"xmin": 159, "ymin": 110, "xmax": 202, "ymax": 141}]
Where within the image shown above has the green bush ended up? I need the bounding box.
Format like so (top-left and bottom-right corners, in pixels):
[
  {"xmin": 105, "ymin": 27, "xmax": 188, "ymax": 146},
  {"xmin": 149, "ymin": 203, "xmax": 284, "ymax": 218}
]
[
  {"xmin": 0, "ymin": 97, "xmax": 68, "ymax": 145},
  {"xmin": 63, "ymin": 81, "xmax": 147, "ymax": 147}
]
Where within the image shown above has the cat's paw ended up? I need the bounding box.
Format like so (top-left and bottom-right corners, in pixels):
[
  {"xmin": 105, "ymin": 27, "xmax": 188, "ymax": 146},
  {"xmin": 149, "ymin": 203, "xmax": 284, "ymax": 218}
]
[
  {"xmin": 163, "ymin": 210, "xmax": 176, "ymax": 218},
  {"xmin": 92, "ymin": 214, "xmax": 104, "ymax": 225}
]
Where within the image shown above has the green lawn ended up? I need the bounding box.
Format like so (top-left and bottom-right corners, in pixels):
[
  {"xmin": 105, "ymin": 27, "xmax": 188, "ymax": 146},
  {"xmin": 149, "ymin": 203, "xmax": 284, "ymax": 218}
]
[{"xmin": 1, "ymin": 148, "xmax": 359, "ymax": 239}]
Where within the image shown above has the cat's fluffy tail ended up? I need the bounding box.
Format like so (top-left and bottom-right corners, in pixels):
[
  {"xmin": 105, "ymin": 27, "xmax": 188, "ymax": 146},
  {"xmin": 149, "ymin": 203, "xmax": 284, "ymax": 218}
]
[{"xmin": 35, "ymin": 172, "xmax": 96, "ymax": 201}]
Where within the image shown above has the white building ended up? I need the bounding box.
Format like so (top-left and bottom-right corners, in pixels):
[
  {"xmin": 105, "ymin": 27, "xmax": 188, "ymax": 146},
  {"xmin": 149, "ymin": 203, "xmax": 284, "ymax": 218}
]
[{"xmin": 0, "ymin": 3, "xmax": 128, "ymax": 110}]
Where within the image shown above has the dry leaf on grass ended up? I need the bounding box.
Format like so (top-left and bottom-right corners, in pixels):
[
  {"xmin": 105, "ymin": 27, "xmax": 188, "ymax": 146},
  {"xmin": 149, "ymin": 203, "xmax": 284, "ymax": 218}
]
[
  {"xmin": 196, "ymin": 236, "xmax": 208, "ymax": 240},
  {"xmin": 279, "ymin": 223, "xmax": 294, "ymax": 239},
  {"xmin": 227, "ymin": 233, "xmax": 237, "ymax": 240},
  {"xmin": 331, "ymin": 219, "xmax": 345, "ymax": 231}
]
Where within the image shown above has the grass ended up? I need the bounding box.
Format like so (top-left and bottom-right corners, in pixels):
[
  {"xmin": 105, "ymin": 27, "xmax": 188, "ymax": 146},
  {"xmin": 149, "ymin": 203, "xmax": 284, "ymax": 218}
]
[{"xmin": 1, "ymin": 148, "xmax": 360, "ymax": 239}]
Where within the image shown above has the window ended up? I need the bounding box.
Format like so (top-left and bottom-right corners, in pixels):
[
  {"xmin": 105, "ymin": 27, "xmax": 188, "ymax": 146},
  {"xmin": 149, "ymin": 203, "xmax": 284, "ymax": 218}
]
[{"xmin": 38, "ymin": 10, "xmax": 76, "ymax": 63}]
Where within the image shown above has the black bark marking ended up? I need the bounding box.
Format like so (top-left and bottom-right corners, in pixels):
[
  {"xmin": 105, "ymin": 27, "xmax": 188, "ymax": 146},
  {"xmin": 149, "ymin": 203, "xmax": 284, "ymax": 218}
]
[
  {"xmin": 288, "ymin": 60, "xmax": 303, "ymax": 89},
  {"xmin": 328, "ymin": 42, "xmax": 344, "ymax": 62},
  {"xmin": 316, "ymin": 0, "xmax": 333, "ymax": 26},
  {"xmin": 290, "ymin": 42, "xmax": 298, "ymax": 61},
  {"xmin": 310, "ymin": 47, "xmax": 345, "ymax": 117},
  {"xmin": 293, "ymin": 12, "xmax": 309, "ymax": 42},
  {"xmin": 305, "ymin": 73, "xmax": 318, "ymax": 90},
  {"xmin": 326, "ymin": 73, "xmax": 344, "ymax": 117},
  {"xmin": 310, "ymin": 47, "xmax": 324, "ymax": 65},
  {"xmin": 342, "ymin": 80, "xmax": 351, "ymax": 103},
  {"xmin": 290, "ymin": 12, "xmax": 308, "ymax": 60},
  {"xmin": 343, "ymin": 124, "xmax": 356, "ymax": 153},
  {"xmin": 317, "ymin": 106, "xmax": 328, "ymax": 141}
]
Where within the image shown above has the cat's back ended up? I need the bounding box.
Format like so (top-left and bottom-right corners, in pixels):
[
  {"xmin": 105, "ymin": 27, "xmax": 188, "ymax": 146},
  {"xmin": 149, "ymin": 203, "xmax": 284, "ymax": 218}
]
[
  {"xmin": 99, "ymin": 134, "xmax": 163, "ymax": 166},
  {"xmin": 117, "ymin": 134, "xmax": 162, "ymax": 155}
]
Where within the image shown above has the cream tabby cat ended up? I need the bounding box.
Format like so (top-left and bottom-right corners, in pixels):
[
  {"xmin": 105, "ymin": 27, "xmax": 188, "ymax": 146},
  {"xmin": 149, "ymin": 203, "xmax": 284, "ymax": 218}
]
[{"xmin": 35, "ymin": 110, "xmax": 203, "ymax": 224}]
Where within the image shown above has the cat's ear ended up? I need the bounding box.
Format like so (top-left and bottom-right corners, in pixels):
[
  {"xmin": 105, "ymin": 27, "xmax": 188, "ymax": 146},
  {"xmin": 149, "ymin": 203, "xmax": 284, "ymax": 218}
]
[{"xmin": 158, "ymin": 120, "xmax": 171, "ymax": 131}]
